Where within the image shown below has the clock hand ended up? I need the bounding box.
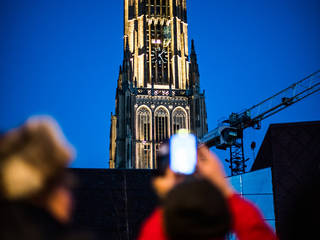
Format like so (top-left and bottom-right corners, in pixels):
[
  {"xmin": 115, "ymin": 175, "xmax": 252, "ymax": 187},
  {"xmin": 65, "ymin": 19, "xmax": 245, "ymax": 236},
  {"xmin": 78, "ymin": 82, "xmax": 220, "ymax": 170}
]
[{"xmin": 159, "ymin": 50, "xmax": 166, "ymax": 62}]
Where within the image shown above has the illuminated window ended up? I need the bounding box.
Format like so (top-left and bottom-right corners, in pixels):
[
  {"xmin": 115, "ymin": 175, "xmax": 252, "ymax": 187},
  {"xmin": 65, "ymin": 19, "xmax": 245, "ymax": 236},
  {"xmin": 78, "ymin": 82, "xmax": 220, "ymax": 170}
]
[
  {"xmin": 154, "ymin": 143, "xmax": 160, "ymax": 169},
  {"xmin": 147, "ymin": 0, "xmax": 168, "ymax": 17},
  {"xmin": 172, "ymin": 108, "xmax": 187, "ymax": 134},
  {"xmin": 155, "ymin": 107, "xmax": 169, "ymax": 142},
  {"xmin": 137, "ymin": 107, "xmax": 151, "ymax": 141},
  {"xmin": 137, "ymin": 107, "xmax": 152, "ymax": 168},
  {"xmin": 152, "ymin": 39, "xmax": 162, "ymax": 44},
  {"xmin": 140, "ymin": 144, "xmax": 151, "ymax": 168}
]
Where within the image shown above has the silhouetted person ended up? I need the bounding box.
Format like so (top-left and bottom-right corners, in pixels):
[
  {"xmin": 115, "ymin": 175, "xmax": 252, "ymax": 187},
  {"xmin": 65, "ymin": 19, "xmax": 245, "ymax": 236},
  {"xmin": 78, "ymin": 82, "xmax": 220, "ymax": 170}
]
[
  {"xmin": 138, "ymin": 144, "xmax": 277, "ymax": 240},
  {"xmin": 0, "ymin": 116, "xmax": 95, "ymax": 240}
]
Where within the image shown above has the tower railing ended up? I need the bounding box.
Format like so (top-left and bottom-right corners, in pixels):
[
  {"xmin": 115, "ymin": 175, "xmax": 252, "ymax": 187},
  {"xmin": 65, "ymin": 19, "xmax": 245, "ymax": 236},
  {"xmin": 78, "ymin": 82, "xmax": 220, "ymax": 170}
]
[{"xmin": 136, "ymin": 87, "xmax": 190, "ymax": 97}]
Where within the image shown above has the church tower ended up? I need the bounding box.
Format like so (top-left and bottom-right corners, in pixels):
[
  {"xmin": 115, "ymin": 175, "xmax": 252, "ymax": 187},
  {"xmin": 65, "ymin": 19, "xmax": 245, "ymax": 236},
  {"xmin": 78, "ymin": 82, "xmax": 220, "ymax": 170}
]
[{"xmin": 109, "ymin": 0, "xmax": 208, "ymax": 169}]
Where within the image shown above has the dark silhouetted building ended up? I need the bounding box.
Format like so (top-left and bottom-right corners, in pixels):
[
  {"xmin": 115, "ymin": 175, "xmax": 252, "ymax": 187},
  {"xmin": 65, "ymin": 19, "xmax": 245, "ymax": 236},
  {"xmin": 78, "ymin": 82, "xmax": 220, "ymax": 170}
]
[
  {"xmin": 252, "ymin": 121, "xmax": 320, "ymax": 239},
  {"xmin": 71, "ymin": 169, "xmax": 158, "ymax": 240}
]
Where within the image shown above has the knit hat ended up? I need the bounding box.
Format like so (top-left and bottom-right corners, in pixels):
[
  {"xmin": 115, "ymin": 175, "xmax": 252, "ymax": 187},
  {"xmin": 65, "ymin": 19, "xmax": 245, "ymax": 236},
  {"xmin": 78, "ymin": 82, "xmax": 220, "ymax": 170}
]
[
  {"xmin": 163, "ymin": 177, "xmax": 231, "ymax": 240},
  {"xmin": 0, "ymin": 116, "xmax": 75, "ymax": 200}
]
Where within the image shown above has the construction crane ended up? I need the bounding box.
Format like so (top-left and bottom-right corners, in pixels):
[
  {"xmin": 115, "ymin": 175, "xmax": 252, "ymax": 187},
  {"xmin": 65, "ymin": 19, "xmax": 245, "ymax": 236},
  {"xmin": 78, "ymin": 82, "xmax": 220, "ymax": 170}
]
[{"xmin": 201, "ymin": 70, "xmax": 320, "ymax": 176}]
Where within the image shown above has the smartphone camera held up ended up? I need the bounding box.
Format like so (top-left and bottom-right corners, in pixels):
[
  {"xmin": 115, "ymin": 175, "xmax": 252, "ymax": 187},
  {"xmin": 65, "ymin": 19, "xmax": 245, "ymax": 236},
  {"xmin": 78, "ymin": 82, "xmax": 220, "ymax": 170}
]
[{"xmin": 170, "ymin": 131, "xmax": 197, "ymax": 175}]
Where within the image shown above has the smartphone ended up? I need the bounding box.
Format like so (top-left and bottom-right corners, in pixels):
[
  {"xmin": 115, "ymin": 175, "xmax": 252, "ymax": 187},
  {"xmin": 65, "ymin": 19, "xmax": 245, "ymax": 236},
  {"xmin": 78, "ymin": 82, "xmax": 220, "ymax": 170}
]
[{"xmin": 170, "ymin": 132, "xmax": 197, "ymax": 174}]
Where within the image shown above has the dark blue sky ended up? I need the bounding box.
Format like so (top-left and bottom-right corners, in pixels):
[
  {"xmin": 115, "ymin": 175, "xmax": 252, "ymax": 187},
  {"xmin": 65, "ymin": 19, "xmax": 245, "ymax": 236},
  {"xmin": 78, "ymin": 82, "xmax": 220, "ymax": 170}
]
[{"xmin": 1, "ymin": 0, "xmax": 319, "ymax": 174}]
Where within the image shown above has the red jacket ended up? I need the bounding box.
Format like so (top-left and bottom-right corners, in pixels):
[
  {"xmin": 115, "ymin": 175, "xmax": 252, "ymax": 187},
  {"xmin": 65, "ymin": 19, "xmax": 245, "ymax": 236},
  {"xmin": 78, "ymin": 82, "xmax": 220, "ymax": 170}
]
[{"xmin": 138, "ymin": 194, "xmax": 276, "ymax": 240}]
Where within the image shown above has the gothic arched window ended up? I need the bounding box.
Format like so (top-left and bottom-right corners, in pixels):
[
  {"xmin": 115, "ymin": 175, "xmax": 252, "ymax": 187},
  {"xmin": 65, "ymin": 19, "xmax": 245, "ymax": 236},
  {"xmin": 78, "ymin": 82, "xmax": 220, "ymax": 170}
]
[
  {"xmin": 136, "ymin": 106, "xmax": 152, "ymax": 168},
  {"xmin": 154, "ymin": 107, "xmax": 169, "ymax": 142},
  {"xmin": 172, "ymin": 108, "xmax": 187, "ymax": 134},
  {"xmin": 137, "ymin": 107, "xmax": 151, "ymax": 141}
]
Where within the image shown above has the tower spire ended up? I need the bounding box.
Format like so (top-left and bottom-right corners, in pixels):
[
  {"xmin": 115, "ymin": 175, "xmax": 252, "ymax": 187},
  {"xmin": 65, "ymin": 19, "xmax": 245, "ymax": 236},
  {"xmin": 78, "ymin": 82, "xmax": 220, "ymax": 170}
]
[
  {"xmin": 191, "ymin": 39, "xmax": 196, "ymax": 54},
  {"xmin": 124, "ymin": 38, "xmax": 130, "ymax": 60},
  {"xmin": 190, "ymin": 39, "xmax": 197, "ymax": 61},
  {"xmin": 190, "ymin": 39, "xmax": 200, "ymax": 92},
  {"xmin": 123, "ymin": 39, "xmax": 132, "ymax": 70},
  {"xmin": 123, "ymin": 39, "xmax": 132, "ymax": 82}
]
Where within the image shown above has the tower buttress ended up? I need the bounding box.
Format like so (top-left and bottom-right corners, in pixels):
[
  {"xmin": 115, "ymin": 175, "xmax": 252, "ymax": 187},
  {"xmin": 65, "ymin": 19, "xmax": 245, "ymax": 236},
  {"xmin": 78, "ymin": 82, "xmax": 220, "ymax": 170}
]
[{"xmin": 117, "ymin": 66, "xmax": 123, "ymax": 90}]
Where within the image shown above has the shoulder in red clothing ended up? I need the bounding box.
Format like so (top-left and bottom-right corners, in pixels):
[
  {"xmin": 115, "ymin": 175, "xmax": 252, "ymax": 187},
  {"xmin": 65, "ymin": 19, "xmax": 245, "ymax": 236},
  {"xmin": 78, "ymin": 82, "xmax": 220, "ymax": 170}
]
[
  {"xmin": 138, "ymin": 208, "xmax": 167, "ymax": 240},
  {"xmin": 227, "ymin": 193, "xmax": 277, "ymax": 240}
]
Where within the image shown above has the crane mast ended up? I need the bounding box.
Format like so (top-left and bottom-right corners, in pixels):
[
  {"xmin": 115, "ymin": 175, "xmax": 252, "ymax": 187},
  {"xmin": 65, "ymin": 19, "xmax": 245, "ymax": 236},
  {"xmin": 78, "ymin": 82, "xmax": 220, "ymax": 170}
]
[{"xmin": 201, "ymin": 70, "xmax": 320, "ymax": 176}]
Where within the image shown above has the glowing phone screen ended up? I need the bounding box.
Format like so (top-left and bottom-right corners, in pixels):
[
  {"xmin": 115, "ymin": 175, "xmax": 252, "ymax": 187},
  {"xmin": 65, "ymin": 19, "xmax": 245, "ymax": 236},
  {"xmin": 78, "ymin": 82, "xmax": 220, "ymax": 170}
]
[{"xmin": 170, "ymin": 133, "xmax": 197, "ymax": 174}]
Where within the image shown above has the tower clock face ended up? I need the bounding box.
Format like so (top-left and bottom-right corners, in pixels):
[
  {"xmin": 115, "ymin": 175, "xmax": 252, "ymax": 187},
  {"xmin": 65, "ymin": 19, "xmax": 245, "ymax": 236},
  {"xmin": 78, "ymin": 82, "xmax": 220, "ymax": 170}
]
[
  {"xmin": 158, "ymin": 49, "xmax": 168, "ymax": 63},
  {"xmin": 151, "ymin": 47, "xmax": 168, "ymax": 65}
]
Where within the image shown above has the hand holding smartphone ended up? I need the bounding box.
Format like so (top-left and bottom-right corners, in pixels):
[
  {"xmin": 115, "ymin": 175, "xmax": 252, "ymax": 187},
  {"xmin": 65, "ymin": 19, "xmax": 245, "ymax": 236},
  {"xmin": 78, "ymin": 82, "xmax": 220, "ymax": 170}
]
[{"xmin": 170, "ymin": 132, "xmax": 197, "ymax": 175}]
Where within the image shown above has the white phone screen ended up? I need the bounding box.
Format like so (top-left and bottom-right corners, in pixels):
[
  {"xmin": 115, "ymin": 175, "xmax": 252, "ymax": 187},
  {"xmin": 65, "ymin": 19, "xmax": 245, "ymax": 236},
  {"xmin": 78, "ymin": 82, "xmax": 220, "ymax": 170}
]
[{"xmin": 170, "ymin": 133, "xmax": 197, "ymax": 174}]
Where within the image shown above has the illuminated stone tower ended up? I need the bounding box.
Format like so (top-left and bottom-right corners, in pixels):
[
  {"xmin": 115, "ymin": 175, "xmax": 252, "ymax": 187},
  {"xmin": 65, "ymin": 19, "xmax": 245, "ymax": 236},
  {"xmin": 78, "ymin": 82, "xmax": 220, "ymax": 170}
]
[{"xmin": 109, "ymin": 0, "xmax": 207, "ymax": 169}]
